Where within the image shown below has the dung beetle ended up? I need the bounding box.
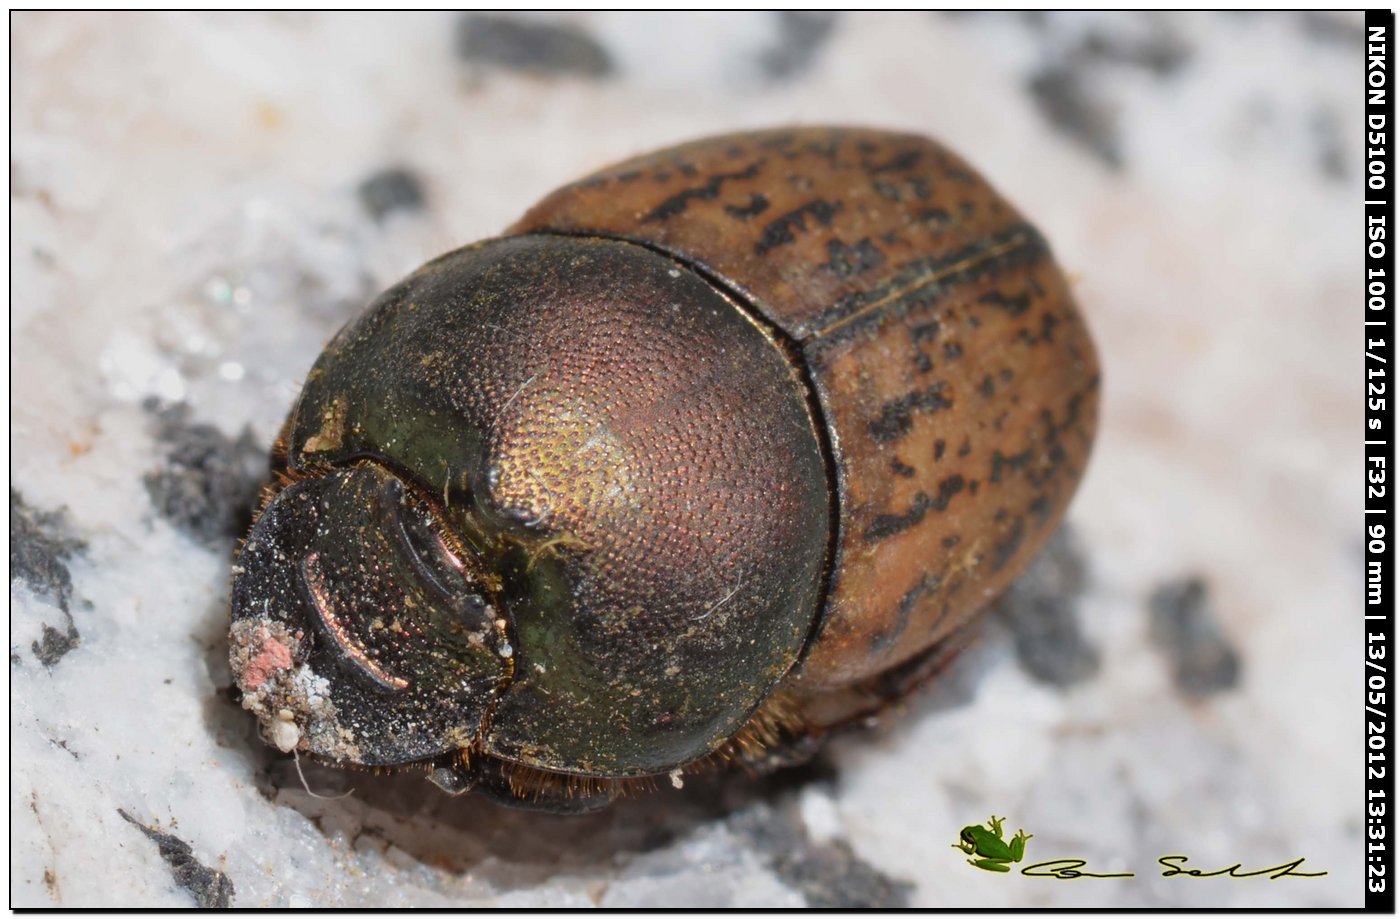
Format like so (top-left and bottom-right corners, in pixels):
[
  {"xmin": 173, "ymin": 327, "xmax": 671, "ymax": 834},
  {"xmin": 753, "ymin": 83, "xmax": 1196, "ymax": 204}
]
[{"xmin": 230, "ymin": 127, "xmax": 1099, "ymax": 813}]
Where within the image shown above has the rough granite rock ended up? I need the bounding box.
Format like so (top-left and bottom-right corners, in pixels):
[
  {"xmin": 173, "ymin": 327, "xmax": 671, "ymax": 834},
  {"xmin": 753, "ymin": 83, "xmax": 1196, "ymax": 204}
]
[{"xmin": 10, "ymin": 11, "xmax": 1362, "ymax": 908}]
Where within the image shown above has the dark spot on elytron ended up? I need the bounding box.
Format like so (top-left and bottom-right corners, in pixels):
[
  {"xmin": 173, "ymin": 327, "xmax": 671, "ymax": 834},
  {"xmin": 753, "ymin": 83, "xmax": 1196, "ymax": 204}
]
[
  {"xmin": 1148, "ymin": 577, "xmax": 1242, "ymax": 697},
  {"xmin": 118, "ymin": 810, "xmax": 234, "ymax": 908},
  {"xmin": 990, "ymin": 447, "xmax": 1030, "ymax": 486},
  {"xmin": 724, "ymin": 193, "xmax": 771, "ymax": 220},
  {"xmin": 979, "ymin": 290, "xmax": 1032, "ymax": 317},
  {"xmin": 872, "ymin": 179, "xmax": 904, "ymax": 202},
  {"xmin": 11, "ymin": 489, "xmax": 86, "ymax": 667},
  {"xmin": 643, "ymin": 162, "xmax": 765, "ymax": 223},
  {"xmin": 991, "ymin": 386, "xmax": 1087, "ymax": 489},
  {"xmin": 1027, "ymin": 63, "xmax": 1123, "ymax": 169},
  {"xmin": 912, "ymin": 351, "xmax": 933, "ymax": 374},
  {"xmin": 821, "ymin": 237, "xmax": 886, "ymax": 279},
  {"xmin": 933, "ymin": 439, "xmax": 947, "ymax": 461},
  {"xmin": 872, "ymin": 572, "xmax": 944, "ymax": 651},
  {"xmin": 455, "ymin": 14, "xmax": 614, "ymax": 78},
  {"xmin": 616, "ymin": 170, "xmax": 643, "ymax": 183},
  {"xmin": 1016, "ymin": 311, "xmax": 1062, "ymax": 347},
  {"xmin": 730, "ymin": 800, "xmax": 912, "ymax": 908},
  {"xmin": 991, "ymin": 524, "xmax": 1099, "ymax": 687},
  {"xmin": 863, "ymin": 475, "xmax": 966, "ymax": 542},
  {"xmin": 868, "ymin": 382, "xmax": 953, "ymax": 443},
  {"xmin": 889, "ymin": 457, "xmax": 916, "ymax": 478},
  {"xmin": 942, "ymin": 534, "xmax": 960, "ymax": 549},
  {"xmin": 754, "ymin": 199, "xmax": 842, "ymax": 256},
  {"xmin": 865, "ymin": 148, "xmax": 924, "ymax": 175},
  {"xmin": 143, "ymin": 400, "xmax": 266, "ymax": 548},
  {"xmin": 978, "ymin": 375, "xmax": 996, "ymax": 398},
  {"xmin": 911, "ymin": 318, "xmax": 941, "ymax": 343},
  {"xmin": 357, "ymin": 167, "xmax": 425, "ymax": 222},
  {"xmin": 957, "ymin": 436, "xmax": 972, "ymax": 458},
  {"xmin": 943, "ymin": 342, "xmax": 963, "ymax": 360},
  {"xmin": 915, "ymin": 206, "xmax": 952, "ymax": 228},
  {"xmin": 968, "ymin": 479, "xmax": 980, "ymax": 496},
  {"xmin": 757, "ymin": 11, "xmax": 840, "ymax": 82},
  {"xmin": 801, "ymin": 138, "xmax": 842, "ymax": 164}
]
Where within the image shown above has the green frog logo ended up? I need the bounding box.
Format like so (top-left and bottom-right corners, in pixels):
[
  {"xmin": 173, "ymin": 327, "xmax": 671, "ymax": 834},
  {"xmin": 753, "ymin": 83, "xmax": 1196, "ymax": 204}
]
[{"xmin": 954, "ymin": 816, "xmax": 1033, "ymax": 873}]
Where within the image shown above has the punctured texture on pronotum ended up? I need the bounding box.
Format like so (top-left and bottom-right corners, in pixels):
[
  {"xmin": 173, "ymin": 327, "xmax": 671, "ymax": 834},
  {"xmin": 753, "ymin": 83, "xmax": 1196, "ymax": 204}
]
[{"xmin": 229, "ymin": 126, "xmax": 1100, "ymax": 813}]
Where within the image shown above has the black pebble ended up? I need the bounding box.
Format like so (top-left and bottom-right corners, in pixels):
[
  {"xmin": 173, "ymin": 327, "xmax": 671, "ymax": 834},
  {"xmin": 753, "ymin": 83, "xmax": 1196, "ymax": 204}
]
[
  {"xmin": 992, "ymin": 525, "xmax": 1101, "ymax": 687},
  {"xmin": 1148, "ymin": 576, "xmax": 1242, "ymax": 698},
  {"xmin": 729, "ymin": 801, "xmax": 913, "ymax": 908},
  {"xmin": 142, "ymin": 401, "xmax": 265, "ymax": 548},
  {"xmin": 11, "ymin": 489, "xmax": 86, "ymax": 666},
  {"xmin": 357, "ymin": 167, "xmax": 425, "ymax": 222},
  {"xmin": 118, "ymin": 810, "xmax": 235, "ymax": 909},
  {"xmin": 758, "ymin": 12, "xmax": 839, "ymax": 82},
  {"xmin": 10, "ymin": 489, "xmax": 84, "ymax": 613},
  {"xmin": 456, "ymin": 14, "xmax": 614, "ymax": 78},
  {"xmin": 1026, "ymin": 64, "xmax": 1123, "ymax": 170}
]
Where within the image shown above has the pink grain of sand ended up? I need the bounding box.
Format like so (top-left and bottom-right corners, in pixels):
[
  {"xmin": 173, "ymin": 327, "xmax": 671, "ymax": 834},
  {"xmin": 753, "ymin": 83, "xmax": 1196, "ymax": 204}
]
[{"xmin": 239, "ymin": 628, "xmax": 294, "ymax": 689}]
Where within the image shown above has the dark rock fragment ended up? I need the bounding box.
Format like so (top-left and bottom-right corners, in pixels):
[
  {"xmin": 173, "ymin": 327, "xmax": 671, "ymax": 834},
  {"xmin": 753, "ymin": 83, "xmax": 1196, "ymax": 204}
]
[
  {"xmin": 456, "ymin": 15, "xmax": 614, "ymax": 78},
  {"xmin": 143, "ymin": 401, "xmax": 265, "ymax": 547},
  {"xmin": 357, "ymin": 167, "xmax": 425, "ymax": 222},
  {"xmin": 1148, "ymin": 576, "xmax": 1242, "ymax": 697},
  {"xmin": 119, "ymin": 810, "xmax": 234, "ymax": 909},
  {"xmin": 992, "ymin": 525, "xmax": 1100, "ymax": 687}
]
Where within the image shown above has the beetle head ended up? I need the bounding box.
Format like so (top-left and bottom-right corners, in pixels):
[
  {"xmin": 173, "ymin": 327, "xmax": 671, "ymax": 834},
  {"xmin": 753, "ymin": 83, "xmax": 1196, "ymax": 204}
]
[{"xmin": 230, "ymin": 461, "xmax": 508, "ymax": 765}]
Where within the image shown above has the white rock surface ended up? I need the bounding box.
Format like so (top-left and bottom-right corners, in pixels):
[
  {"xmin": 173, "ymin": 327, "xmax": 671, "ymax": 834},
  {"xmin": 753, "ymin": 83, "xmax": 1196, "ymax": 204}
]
[{"xmin": 11, "ymin": 11, "xmax": 1363, "ymax": 907}]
